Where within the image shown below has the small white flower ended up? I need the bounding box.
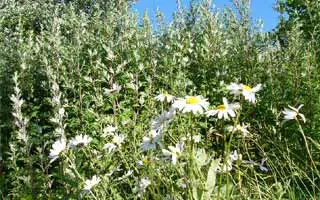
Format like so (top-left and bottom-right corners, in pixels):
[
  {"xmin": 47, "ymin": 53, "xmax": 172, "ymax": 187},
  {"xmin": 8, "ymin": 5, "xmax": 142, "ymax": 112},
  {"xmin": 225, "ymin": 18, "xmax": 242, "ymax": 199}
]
[
  {"xmin": 58, "ymin": 107, "xmax": 65, "ymax": 118},
  {"xmin": 106, "ymin": 168, "xmax": 122, "ymax": 176},
  {"xmin": 83, "ymin": 175, "xmax": 101, "ymax": 192},
  {"xmin": 49, "ymin": 138, "xmax": 67, "ymax": 163},
  {"xmin": 241, "ymin": 84, "xmax": 262, "ymax": 103},
  {"xmin": 282, "ymin": 104, "xmax": 306, "ymax": 123},
  {"xmin": 137, "ymin": 155, "xmax": 148, "ymax": 166},
  {"xmin": 216, "ymin": 161, "xmax": 233, "ymax": 173},
  {"xmin": 117, "ymin": 170, "xmax": 133, "ymax": 181},
  {"xmin": 226, "ymin": 83, "xmax": 242, "ymax": 96},
  {"xmin": 193, "ymin": 135, "xmax": 201, "ymax": 143},
  {"xmin": 172, "ymin": 95, "xmax": 209, "ymax": 114},
  {"xmin": 104, "ymin": 83, "xmax": 121, "ymax": 95},
  {"xmin": 104, "ymin": 133, "xmax": 125, "ymax": 153},
  {"xmin": 162, "ymin": 142, "xmax": 184, "ymax": 165},
  {"xmin": 103, "ymin": 125, "xmax": 117, "ymax": 136},
  {"xmin": 103, "ymin": 143, "xmax": 117, "ymax": 153},
  {"xmin": 139, "ymin": 178, "xmax": 151, "ymax": 189},
  {"xmin": 227, "ymin": 123, "xmax": 250, "ymax": 137},
  {"xmin": 141, "ymin": 136, "xmax": 156, "ymax": 151},
  {"xmin": 216, "ymin": 150, "xmax": 241, "ymax": 173},
  {"xmin": 141, "ymin": 130, "xmax": 162, "ymax": 151},
  {"xmin": 181, "ymin": 135, "xmax": 201, "ymax": 143},
  {"xmin": 259, "ymin": 158, "xmax": 269, "ymax": 172},
  {"xmin": 155, "ymin": 92, "xmax": 175, "ymax": 103},
  {"xmin": 138, "ymin": 178, "xmax": 151, "ymax": 196},
  {"xmin": 112, "ymin": 134, "xmax": 125, "ymax": 146},
  {"xmin": 229, "ymin": 150, "xmax": 240, "ymax": 162},
  {"xmin": 137, "ymin": 160, "xmax": 144, "ymax": 166},
  {"xmin": 69, "ymin": 134, "xmax": 92, "ymax": 148},
  {"xmin": 206, "ymin": 98, "xmax": 240, "ymax": 120},
  {"xmin": 152, "ymin": 108, "xmax": 176, "ymax": 130},
  {"xmin": 141, "ymin": 109, "xmax": 176, "ymax": 151}
]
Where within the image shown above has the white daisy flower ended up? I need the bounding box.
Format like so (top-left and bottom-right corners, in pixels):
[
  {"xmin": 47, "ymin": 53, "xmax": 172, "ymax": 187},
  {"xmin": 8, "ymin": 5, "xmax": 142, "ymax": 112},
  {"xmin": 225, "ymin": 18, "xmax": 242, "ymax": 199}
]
[
  {"xmin": 102, "ymin": 125, "xmax": 117, "ymax": 136},
  {"xmin": 49, "ymin": 138, "xmax": 67, "ymax": 163},
  {"xmin": 240, "ymin": 84, "xmax": 262, "ymax": 103},
  {"xmin": 137, "ymin": 178, "xmax": 151, "ymax": 197},
  {"xmin": 172, "ymin": 95, "xmax": 209, "ymax": 114},
  {"xmin": 139, "ymin": 178, "xmax": 151, "ymax": 189},
  {"xmin": 103, "ymin": 143, "xmax": 117, "ymax": 153},
  {"xmin": 227, "ymin": 123, "xmax": 250, "ymax": 136},
  {"xmin": 282, "ymin": 104, "xmax": 306, "ymax": 123},
  {"xmin": 155, "ymin": 92, "xmax": 175, "ymax": 103},
  {"xmin": 206, "ymin": 98, "xmax": 240, "ymax": 120},
  {"xmin": 162, "ymin": 142, "xmax": 184, "ymax": 165},
  {"xmin": 112, "ymin": 134, "xmax": 125, "ymax": 146},
  {"xmin": 226, "ymin": 82, "xmax": 242, "ymax": 96},
  {"xmin": 83, "ymin": 175, "xmax": 101, "ymax": 192},
  {"xmin": 69, "ymin": 134, "xmax": 92, "ymax": 149}
]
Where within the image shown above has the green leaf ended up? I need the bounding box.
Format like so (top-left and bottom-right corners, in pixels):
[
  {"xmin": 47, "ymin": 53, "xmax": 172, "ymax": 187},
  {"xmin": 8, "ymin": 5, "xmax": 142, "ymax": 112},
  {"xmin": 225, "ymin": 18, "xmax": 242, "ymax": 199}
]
[
  {"xmin": 202, "ymin": 158, "xmax": 220, "ymax": 200},
  {"xmin": 195, "ymin": 148, "xmax": 208, "ymax": 167}
]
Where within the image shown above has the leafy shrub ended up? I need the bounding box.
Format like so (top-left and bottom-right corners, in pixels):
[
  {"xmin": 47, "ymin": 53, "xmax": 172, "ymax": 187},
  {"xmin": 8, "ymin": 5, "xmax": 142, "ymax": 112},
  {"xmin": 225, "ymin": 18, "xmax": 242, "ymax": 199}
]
[{"xmin": 0, "ymin": 0, "xmax": 320, "ymax": 199}]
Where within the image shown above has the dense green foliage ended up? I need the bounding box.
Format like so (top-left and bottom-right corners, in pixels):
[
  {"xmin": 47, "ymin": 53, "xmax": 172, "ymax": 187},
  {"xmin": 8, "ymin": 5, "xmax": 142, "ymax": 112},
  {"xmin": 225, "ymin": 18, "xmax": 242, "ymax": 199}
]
[
  {"xmin": 278, "ymin": 0, "xmax": 320, "ymax": 35},
  {"xmin": 1, "ymin": 0, "xmax": 320, "ymax": 199},
  {"xmin": 276, "ymin": 0, "xmax": 320, "ymax": 55}
]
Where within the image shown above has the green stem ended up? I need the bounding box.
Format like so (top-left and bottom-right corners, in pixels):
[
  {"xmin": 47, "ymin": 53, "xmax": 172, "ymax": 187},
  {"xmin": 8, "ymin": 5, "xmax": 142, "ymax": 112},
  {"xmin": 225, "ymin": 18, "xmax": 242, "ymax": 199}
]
[
  {"xmin": 225, "ymin": 107, "xmax": 241, "ymax": 200},
  {"xmin": 297, "ymin": 120, "xmax": 316, "ymax": 170},
  {"xmin": 65, "ymin": 153, "xmax": 84, "ymax": 182},
  {"xmin": 188, "ymin": 113, "xmax": 195, "ymax": 199},
  {"xmin": 90, "ymin": 190, "xmax": 98, "ymax": 200}
]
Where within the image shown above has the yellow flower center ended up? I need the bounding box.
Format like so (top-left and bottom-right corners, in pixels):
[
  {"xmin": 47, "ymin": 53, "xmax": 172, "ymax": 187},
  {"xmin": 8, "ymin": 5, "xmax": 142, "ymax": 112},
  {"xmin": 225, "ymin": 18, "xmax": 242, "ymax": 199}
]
[
  {"xmin": 186, "ymin": 96, "xmax": 199, "ymax": 105},
  {"xmin": 217, "ymin": 104, "xmax": 226, "ymax": 110},
  {"xmin": 163, "ymin": 92, "xmax": 169, "ymax": 97},
  {"xmin": 143, "ymin": 157, "xmax": 150, "ymax": 165},
  {"xmin": 243, "ymin": 85, "xmax": 252, "ymax": 91}
]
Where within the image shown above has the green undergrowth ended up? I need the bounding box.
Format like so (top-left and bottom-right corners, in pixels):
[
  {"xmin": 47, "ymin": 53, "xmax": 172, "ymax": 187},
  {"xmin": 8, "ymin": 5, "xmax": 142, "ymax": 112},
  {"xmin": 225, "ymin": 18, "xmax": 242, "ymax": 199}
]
[{"xmin": 0, "ymin": 0, "xmax": 320, "ymax": 199}]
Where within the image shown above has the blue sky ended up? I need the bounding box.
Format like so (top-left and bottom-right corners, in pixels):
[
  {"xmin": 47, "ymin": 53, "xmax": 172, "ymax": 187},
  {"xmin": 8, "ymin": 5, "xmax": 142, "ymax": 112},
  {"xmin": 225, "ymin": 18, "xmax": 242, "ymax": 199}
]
[{"xmin": 132, "ymin": 0, "xmax": 279, "ymax": 31}]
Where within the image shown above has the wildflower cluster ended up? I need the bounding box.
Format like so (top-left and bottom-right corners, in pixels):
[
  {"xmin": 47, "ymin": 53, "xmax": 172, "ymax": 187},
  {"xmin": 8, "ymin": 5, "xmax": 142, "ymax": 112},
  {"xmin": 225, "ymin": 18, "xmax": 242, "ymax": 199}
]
[
  {"xmin": 227, "ymin": 83, "xmax": 262, "ymax": 104},
  {"xmin": 1, "ymin": 0, "xmax": 317, "ymax": 199},
  {"xmin": 49, "ymin": 134, "xmax": 93, "ymax": 162}
]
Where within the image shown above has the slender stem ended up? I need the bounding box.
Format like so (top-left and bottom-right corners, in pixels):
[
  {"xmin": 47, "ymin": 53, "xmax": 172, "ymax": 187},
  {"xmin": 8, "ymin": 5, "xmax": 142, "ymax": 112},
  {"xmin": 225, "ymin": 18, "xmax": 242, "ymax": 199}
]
[
  {"xmin": 188, "ymin": 113, "xmax": 194, "ymax": 199},
  {"xmin": 297, "ymin": 120, "xmax": 316, "ymax": 169},
  {"xmin": 90, "ymin": 190, "xmax": 98, "ymax": 200},
  {"xmin": 64, "ymin": 153, "xmax": 84, "ymax": 182},
  {"xmin": 225, "ymin": 107, "xmax": 241, "ymax": 200},
  {"xmin": 112, "ymin": 95, "xmax": 118, "ymax": 127}
]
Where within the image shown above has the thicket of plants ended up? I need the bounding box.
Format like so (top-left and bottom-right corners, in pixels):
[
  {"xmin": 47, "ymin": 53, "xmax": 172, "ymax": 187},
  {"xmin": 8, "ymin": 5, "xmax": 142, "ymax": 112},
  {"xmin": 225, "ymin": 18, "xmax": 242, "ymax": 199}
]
[{"xmin": 1, "ymin": 0, "xmax": 320, "ymax": 199}]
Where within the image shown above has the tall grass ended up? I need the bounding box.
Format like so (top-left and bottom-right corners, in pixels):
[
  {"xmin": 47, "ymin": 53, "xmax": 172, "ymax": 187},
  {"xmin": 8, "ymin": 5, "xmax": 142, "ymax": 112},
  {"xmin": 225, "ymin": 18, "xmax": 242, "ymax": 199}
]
[{"xmin": 0, "ymin": 0, "xmax": 320, "ymax": 199}]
